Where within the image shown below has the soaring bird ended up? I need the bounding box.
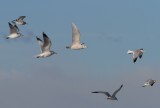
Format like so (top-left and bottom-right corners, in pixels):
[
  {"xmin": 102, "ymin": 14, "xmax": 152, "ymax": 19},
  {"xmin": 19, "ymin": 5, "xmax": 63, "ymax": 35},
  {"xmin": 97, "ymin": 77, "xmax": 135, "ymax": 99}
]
[
  {"xmin": 35, "ymin": 32, "xmax": 57, "ymax": 58},
  {"xmin": 127, "ymin": 48, "xmax": 144, "ymax": 63},
  {"xmin": 66, "ymin": 22, "xmax": 87, "ymax": 50},
  {"xmin": 6, "ymin": 22, "xmax": 23, "ymax": 39},
  {"xmin": 12, "ymin": 16, "xmax": 27, "ymax": 25},
  {"xmin": 142, "ymin": 79, "xmax": 156, "ymax": 87},
  {"xmin": 92, "ymin": 85, "xmax": 123, "ymax": 101}
]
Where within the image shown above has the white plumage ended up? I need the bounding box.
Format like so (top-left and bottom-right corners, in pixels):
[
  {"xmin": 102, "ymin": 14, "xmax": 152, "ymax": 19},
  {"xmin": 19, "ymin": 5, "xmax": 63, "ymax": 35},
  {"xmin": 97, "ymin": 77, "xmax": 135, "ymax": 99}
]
[{"xmin": 66, "ymin": 22, "xmax": 87, "ymax": 50}]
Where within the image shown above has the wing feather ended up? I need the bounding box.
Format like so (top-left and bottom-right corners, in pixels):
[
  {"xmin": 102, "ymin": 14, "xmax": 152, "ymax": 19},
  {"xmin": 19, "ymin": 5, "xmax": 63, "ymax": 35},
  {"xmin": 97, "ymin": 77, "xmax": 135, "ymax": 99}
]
[
  {"xmin": 92, "ymin": 91, "xmax": 111, "ymax": 97},
  {"xmin": 36, "ymin": 36, "xmax": 44, "ymax": 52},
  {"xmin": 72, "ymin": 22, "xmax": 80, "ymax": 44},
  {"xmin": 112, "ymin": 85, "xmax": 123, "ymax": 97},
  {"xmin": 42, "ymin": 32, "xmax": 52, "ymax": 52}
]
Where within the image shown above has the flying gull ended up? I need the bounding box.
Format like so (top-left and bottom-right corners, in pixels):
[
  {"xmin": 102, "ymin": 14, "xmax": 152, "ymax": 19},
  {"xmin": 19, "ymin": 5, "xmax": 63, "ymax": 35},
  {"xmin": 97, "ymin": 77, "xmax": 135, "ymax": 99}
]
[
  {"xmin": 12, "ymin": 16, "xmax": 27, "ymax": 25},
  {"xmin": 92, "ymin": 85, "xmax": 123, "ymax": 101},
  {"xmin": 142, "ymin": 79, "xmax": 156, "ymax": 87},
  {"xmin": 6, "ymin": 22, "xmax": 23, "ymax": 39},
  {"xmin": 66, "ymin": 22, "xmax": 87, "ymax": 50},
  {"xmin": 127, "ymin": 48, "xmax": 144, "ymax": 63},
  {"xmin": 35, "ymin": 32, "xmax": 57, "ymax": 58}
]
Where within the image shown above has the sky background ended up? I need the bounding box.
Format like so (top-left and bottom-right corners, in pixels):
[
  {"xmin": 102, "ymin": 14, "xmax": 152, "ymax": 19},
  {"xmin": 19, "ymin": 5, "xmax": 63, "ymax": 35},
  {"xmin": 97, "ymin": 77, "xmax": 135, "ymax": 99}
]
[{"xmin": 0, "ymin": 0, "xmax": 160, "ymax": 108}]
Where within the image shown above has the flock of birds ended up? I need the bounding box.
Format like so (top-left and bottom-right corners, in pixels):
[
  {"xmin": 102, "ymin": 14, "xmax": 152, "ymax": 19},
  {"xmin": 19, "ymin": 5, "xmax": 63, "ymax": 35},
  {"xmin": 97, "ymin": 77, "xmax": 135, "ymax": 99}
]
[
  {"xmin": 6, "ymin": 16, "xmax": 156, "ymax": 102},
  {"xmin": 6, "ymin": 16, "xmax": 87, "ymax": 58}
]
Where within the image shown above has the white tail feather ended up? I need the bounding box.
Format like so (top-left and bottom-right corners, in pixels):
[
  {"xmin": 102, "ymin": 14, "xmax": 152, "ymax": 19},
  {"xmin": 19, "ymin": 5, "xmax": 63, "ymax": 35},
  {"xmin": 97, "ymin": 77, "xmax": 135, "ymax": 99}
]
[{"xmin": 127, "ymin": 50, "xmax": 133, "ymax": 54}]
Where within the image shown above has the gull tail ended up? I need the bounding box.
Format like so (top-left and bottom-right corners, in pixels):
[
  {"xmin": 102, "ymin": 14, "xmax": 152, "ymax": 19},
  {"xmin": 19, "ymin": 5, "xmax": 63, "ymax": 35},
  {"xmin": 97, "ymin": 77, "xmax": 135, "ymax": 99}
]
[
  {"xmin": 66, "ymin": 46, "xmax": 70, "ymax": 49},
  {"xmin": 127, "ymin": 50, "xmax": 133, "ymax": 54}
]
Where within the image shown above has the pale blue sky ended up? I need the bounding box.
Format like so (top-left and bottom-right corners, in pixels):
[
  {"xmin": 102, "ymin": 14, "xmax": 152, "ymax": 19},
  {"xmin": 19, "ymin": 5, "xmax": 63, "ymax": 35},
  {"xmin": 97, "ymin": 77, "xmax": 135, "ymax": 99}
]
[{"xmin": 0, "ymin": 0, "xmax": 160, "ymax": 108}]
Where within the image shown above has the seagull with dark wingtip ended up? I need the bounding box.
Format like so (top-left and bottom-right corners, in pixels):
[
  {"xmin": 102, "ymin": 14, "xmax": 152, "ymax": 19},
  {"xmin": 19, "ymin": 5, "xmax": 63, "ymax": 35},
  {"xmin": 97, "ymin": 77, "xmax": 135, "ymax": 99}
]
[
  {"xmin": 6, "ymin": 22, "xmax": 23, "ymax": 39},
  {"xmin": 127, "ymin": 48, "xmax": 144, "ymax": 63},
  {"xmin": 92, "ymin": 85, "xmax": 123, "ymax": 101},
  {"xmin": 35, "ymin": 32, "xmax": 57, "ymax": 58},
  {"xmin": 12, "ymin": 16, "xmax": 27, "ymax": 25},
  {"xmin": 66, "ymin": 22, "xmax": 87, "ymax": 50},
  {"xmin": 142, "ymin": 79, "xmax": 156, "ymax": 87}
]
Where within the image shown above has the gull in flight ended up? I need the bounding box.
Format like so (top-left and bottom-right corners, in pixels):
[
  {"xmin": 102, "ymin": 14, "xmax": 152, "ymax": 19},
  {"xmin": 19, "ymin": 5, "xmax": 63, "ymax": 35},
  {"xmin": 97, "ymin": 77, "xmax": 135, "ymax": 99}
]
[
  {"xmin": 12, "ymin": 16, "xmax": 27, "ymax": 25},
  {"xmin": 142, "ymin": 79, "xmax": 156, "ymax": 87},
  {"xmin": 35, "ymin": 32, "xmax": 57, "ymax": 58},
  {"xmin": 127, "ymin": 48, "xmax": 144, "ymax": 63},
  {"xmin": 66, "ymin": 22, "xmax": 87, "ymax": 50},
  {"xmin": 6, "ymin": 22, "xmax": 23, "ymax": 39},
  {"xmin": 92, "ymin": 85, "xmax": 123, "ymax": 101}
]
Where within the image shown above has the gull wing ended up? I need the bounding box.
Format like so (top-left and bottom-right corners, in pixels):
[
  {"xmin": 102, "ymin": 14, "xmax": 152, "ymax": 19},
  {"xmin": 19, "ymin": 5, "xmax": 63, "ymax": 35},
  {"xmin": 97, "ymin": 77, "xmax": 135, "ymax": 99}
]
[
  {"xmin": 112, "ymin": 85, "xmax": 123, "ymax": 97},
  {"xmin": 92, "ymin": 91, "xmax": 111, "ymax": 97},
  {"xmin": 72, "ymin": 22, "xmax": 80, "ymax": 44},
  {"xmin": 139, "ymin": 51, "xmax": 143, "ymax": 59},
  {"xmin": 42, "ymin": 32, "xmax": 52, "ymax": 52},
  {"xmin": 133, "ymin": 51, "xmax": 139, "ymax": 63},
  {"xmin": 36, "ymin": 36, "xmax": 44, "ymax": 52},
  {"xmin": 148, "ymin": 80, "xmax": 155, "ymax": 86},
  {"xmin": 18, "ymin": 16, "xmax": 26, "ymax": 21},
  {"xmin": 8, "ymin": 22, "xmax": 19, "ymax": 33}
]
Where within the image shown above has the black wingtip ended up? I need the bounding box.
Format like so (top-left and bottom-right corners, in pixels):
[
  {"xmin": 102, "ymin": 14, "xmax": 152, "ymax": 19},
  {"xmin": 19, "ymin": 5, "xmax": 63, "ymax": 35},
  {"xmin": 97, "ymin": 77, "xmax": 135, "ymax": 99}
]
[
  {"xmin": 36, "ymin": 36, "xmax": 41, "ymax": 41},
  {"xmin": 140, "ymin": 48, "xmax": 143, "ymax": 50},
  {"xmin": 91, "ymin": 92, "xmax": 98, "ymax": 93},
  {"xmin": 42, "ymin": 32, "xmax": 48, "ymax": 38},
  {"xmin": 8, "ymin": 22, "xmax": 12, "ymax": 25},
  {"xmin": 133, "ymin": 58, "xmax": 137, "ymax": 63},
  {"xmin": 66, "ymin": 46, "xmax": 70, "ymax": 49}
]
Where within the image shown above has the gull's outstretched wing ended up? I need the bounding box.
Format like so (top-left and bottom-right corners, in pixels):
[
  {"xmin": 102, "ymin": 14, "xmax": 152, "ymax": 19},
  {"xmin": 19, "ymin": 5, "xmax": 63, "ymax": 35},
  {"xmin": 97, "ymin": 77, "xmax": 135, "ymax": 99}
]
[
  {"xmin": 72, "ymin": 22, "xmax": 80, "ymax": 44},
  {"xmin": 139, "ymin": 51, "xmax": 143, "ymax": 59},
  {"xmin": 8, "ymin": 22, "xmax": 19, "ymax": 33},
  {"xmin": 148, "ymin": 80, "xmax": 155, "ymax": 86},
  {"xmin": 133, "ymin": 51, "xmax": 139, "ymax": 63},
  {"xmin": 92, "ymin": 91, "xmax": 111, "ymax": 97},
  {"xmin": 18, "ymin": 16, "xmax": 26, "ymax": 21},
  {"xmin": 36, "ymin": 36, "xmax": 44, "ymax": 52},
  {"xmin": 112, "ymin": 85, "xmax": 123, "ymax": 97},
  {"xmin": 42, "ymin": 32, "xmax": 52, "ymax": 52}
]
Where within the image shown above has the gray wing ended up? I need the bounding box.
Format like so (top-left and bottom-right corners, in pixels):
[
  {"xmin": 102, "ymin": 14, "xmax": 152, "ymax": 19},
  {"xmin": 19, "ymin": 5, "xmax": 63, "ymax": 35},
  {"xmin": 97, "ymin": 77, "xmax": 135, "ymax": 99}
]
[
  {"xmin": 112, "ymin": 85, "xmax": 123, "ymax": 97},
  {"xmin": 18, "ymin": 16, "xmax": 26, "ymax": 21},
  {"xmin": 91, "ymin": 91, "xmax": 111, "ymax": 97},
  {"xmin": 36, "ymin": 36, "xmax": 44, "ymax": 52},
  {"xmin": 42, "ymin": 32, "xmax": 52, "ymax": 52},
  {"xmin": 72, "ymin": 22, "xmax": 80, "ymax": 44},
  {"xmin": 133, "ymin": 51, "xmax": 139, "ymax": 63},
  {"xmin": 139, "ymin": 51, "xmax": 143, "ymax": 59},
  {"xmin": 149, "ymin": 80, "xmax": 155, "ymax": 86},
  {"xmin": 8, "ymin": 22, "xmax": 19, "ymax": 33}
]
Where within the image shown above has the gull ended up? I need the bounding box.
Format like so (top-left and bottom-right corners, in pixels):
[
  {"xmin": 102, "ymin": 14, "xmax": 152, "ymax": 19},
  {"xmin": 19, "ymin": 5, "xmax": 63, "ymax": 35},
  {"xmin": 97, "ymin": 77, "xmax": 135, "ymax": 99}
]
[
  {"xmin": 66, "ymin": 22, "xmax": 87, "ymax": 50},
  {"xmin": 127, "ymin": 48, "xmax": 144, "ymax": 63},
  {"xmin": 91, "ymin": 85, "xmax": 123, "ymax": 101},
  {"xmin": 142, "ymin": 79, "xmax": 156, "ymax": 87},
  {"xmin": 12, "ymin": 16, "xmax": 27, "ymax": 25},
  {"xmin": 6, "ymin": 22, "xmax": 23, "ymax": 39},
  {"xmin": 35, "ymin": 32, "xmax": 57, "ymax": 58}
]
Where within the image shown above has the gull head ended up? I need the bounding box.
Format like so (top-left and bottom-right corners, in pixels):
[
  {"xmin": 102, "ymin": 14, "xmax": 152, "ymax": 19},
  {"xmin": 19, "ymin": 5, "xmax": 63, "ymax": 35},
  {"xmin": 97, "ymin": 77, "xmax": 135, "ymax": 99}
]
[
  {"xmin": 51, "ymin": 51, "xmax": 57, "ymax": 55},
  {"xmin": 18, "ymin": 33, "xmax": 24, "ymax": 36},
  {"xmin": 140, "ymin": 48, "xmax": 144, "ymax": 52}
]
